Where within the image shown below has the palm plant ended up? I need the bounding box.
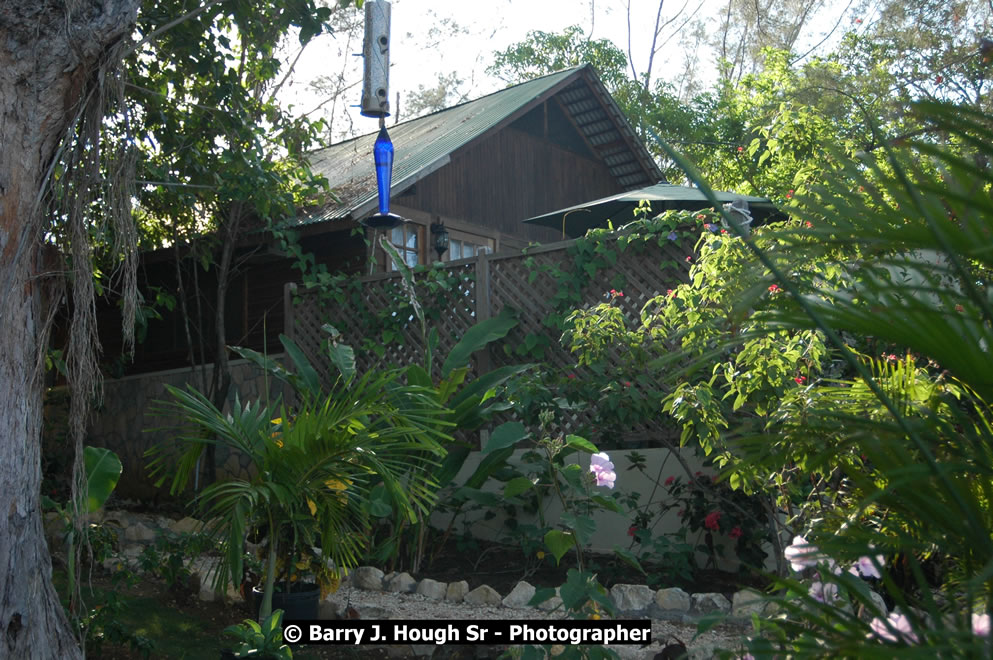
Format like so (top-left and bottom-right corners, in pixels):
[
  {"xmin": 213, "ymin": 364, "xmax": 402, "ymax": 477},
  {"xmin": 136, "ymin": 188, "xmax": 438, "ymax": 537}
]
[
  {"xmin": 148, "ymin": 335, "xmax": 450, "ymax": 620},
  {"xmin": 649, "ymin": 102, "xmax": 993, "ymax": 656}
]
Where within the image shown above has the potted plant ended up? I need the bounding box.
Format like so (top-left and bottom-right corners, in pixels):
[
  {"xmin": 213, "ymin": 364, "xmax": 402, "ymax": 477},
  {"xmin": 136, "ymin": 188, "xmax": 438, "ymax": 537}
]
[{"xmin": 149, "ymin": 335, "xmax": 451, "ymax": 621}]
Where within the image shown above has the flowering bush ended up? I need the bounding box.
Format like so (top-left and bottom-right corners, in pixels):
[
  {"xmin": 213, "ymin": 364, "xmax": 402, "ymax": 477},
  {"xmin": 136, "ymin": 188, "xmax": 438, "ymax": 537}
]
[{"xmin": 623, "ymin": 467, "xmax": 771, "ymax": 586}]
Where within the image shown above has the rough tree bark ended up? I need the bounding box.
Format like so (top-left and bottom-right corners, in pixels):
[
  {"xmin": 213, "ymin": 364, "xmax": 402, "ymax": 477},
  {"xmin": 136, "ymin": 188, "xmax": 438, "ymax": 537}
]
[{"xmin": 0, "ymin": 2, "xmax": 138, "ymax": 658}]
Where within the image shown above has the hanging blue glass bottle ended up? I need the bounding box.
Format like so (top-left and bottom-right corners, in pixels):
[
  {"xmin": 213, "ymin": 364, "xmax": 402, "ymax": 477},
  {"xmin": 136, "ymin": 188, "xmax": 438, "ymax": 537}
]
[
  {"xmin": 374, "ymin": 127, "xmax": 394, "ymax": 215},
  {"xmin": 362, "ymin": 126, "xmax": 403, "ymax": 229}
]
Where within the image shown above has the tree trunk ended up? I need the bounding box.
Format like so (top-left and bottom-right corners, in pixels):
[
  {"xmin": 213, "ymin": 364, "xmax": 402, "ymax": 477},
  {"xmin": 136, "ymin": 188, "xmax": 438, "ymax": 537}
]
[{"xmin": 0, "ymin": 2, "xmax": 138, "ymax": 657}]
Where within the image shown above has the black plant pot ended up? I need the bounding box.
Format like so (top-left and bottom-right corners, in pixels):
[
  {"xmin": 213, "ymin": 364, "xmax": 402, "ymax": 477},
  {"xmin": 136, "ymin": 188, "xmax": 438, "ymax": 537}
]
[{"xmin": 252, "ymin": 582, "xmax": 320, "ymax": 620}]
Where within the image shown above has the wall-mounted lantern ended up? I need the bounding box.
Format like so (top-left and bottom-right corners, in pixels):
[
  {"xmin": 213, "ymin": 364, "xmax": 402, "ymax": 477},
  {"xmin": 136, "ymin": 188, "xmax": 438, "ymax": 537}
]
[{"xmin": 431, "ymin": 222, "xmax": 449, "ymax": 261}]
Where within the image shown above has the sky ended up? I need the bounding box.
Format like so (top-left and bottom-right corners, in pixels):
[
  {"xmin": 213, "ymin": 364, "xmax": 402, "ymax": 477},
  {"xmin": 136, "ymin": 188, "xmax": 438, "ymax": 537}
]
[{"xmin": 281, "ymin": 0, "xmax": 852, "ymax": 140}]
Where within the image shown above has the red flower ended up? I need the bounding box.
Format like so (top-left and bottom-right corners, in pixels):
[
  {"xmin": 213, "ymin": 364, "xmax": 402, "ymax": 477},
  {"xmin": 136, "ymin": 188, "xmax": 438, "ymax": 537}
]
[
  {"xmin": 854, "ymin": 17, "xmax": 862, "ymax": 23},
  {"xmin": 936, "ymin": 75, "xmax": 943, "ymax": 84},
  {"xmin": 696, "ymin": 213, "xmax": 706, "ymax": 220},
  {"xmin": 704, "ymin": 511, "xmax": 722, "ymax": 531},
  {"xmin": 794, "ymin": 376, "xmax": 806, "ymax": 384},
  {"xmin": 768, "ymin": 284, "xmax": 780, "ymax": 293},
  {"xmin": 955, "ymin": 304, "xmax": 965, "ymax": 312},
  {"xmin": 628, "ymin": 525, "xmax": 638, "ymax": 538},
  {"xmin": 664, "ymin": 476, "xmax": 675, "ymax": 486},
  {"xmin": 805, "ymin": 221, "xmax": 813, "ymax": 228},
  {"xmin": 786, "ymin": 190, "xmax": 794, "ymax": 199},
  {"xmin": 567, "ymin": 373, "xmax": 576, "ymax": 380},
  {"xmin": 729, "ymin": 526, "xmax": 743, "ymax": 539},
  {"xmin": 685, "ymin": 256, "xmax": 692, "ymax": 262},
  {"xmin": 623, "ymin": 381, "xmax": 632, "ymax": 387},
  {"xmin": 667, "ymin": 289, "xmax": 676, "ymax": 298},
  {"xmin": 737, "ymin": 146, "xmax": 744, "ymax": 152},
  {"xmin": 720, "ymin": 228, "xmax": 728, "ymax": 234}
]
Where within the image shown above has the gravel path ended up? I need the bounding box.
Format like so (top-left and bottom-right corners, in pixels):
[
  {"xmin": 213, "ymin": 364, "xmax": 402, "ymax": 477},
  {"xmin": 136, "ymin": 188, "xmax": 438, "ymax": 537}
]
[{"xmin": 323, "ymin": 584, "xmax": 752, "ymax": 659}]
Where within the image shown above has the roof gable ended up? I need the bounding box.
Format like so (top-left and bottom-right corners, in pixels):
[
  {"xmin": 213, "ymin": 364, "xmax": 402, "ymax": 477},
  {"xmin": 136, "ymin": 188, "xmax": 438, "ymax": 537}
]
[{"xmin": 298, "ymin": 66, "xmax": 662, "ymax": 227}]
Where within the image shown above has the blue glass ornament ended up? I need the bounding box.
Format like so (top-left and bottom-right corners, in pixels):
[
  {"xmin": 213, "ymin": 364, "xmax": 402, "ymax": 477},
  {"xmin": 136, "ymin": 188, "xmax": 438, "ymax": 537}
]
[{"xmin": 374, "ymin": 126, "xmax": 394, "ymax": 216}]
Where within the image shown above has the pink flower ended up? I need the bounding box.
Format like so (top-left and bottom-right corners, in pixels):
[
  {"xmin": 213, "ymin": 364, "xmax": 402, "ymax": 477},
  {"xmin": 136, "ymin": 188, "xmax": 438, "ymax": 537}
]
[
  {"xmin": 589, "ymin": 452, "xmax": 616, "ymax": 489},
  {"xmin": 664, "ymin": 476, "xmax": 675, "ymax": 486},
  {"xmin": 794, "ymin": 376, "xmax": 806, "ymax": 384},
  {"xmin": 696, "ymin": 214, "xmax": 706, "ymax": 220},
  {"xmin": 704, "ymin": 511, "xmax": 722, "ymax": 531},
  {"xmin": 729, "ymin": 526, "xmax": 743, "ymax": 539},
  {"xmin": 868, "ymin": 612, "xmax": 919, "ymax": 644},
  {"xmin": 784, "ymin": 535, "xmax": 823, "ymax": 572},
  {"xmin": 854, "ymin": 555, "xmax": 884, "ymax": 579},
  {"xmin": 809, "ymin": 581, "xmax": 838, "ymax": 603},
  {"xmin": 685, "ymin": 256, "xmax": 692, "ymax": 262},
  {"xmin": 973, "ymin": 613, "xmax": 990, "ymax": 637}
]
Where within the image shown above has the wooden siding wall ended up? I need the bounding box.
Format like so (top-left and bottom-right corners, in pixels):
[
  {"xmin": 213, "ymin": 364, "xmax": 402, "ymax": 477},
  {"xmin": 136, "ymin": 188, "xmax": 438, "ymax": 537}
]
[{"xmin": 400, "ymin": 127, "xmax": 623, "ymax": 244}]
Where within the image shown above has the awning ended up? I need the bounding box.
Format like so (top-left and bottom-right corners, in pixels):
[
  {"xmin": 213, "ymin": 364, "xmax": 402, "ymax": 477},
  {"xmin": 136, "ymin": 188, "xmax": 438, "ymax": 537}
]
[{"xmin": 523, "ymin": 183, "xmax": 781, "ymax": 239}]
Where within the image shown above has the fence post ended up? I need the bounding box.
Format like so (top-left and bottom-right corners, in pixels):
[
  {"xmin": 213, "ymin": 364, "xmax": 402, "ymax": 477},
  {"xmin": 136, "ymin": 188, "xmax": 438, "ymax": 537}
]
[
  {"xmin": 476, "ymin": 252, "xmax": 492, "ymax": 376},
  {"xmin": 283, "ymin": 282, "xmax": 297, "ymax": 342}
]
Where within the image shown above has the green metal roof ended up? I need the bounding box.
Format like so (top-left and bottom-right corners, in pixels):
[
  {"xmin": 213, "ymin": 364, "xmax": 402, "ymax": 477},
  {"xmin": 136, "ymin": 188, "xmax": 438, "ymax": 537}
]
[{"xmin": 296, "ymin": 65, "xmax": 662, "ymax": 227}]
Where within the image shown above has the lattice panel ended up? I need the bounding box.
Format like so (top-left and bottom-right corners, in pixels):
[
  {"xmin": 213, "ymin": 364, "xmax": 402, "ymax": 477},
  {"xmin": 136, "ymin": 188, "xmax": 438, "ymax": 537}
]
[
  {"xmin": 292, "ymin": 262, "xmax": 478, "ymax": 384},
  {"xmin": 288, "ymin": 235, "xmax": 693, "ymax": 448}
]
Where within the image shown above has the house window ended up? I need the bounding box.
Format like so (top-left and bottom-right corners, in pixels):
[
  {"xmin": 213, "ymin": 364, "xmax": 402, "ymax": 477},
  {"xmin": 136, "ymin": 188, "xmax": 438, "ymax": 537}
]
[
  {"xmin": 386, "ymin": 225, "xmax": 420, "ymax": 270},
  {"xmin": 445, "ymin": 232, "xmax": 494, "ymax": 261}
]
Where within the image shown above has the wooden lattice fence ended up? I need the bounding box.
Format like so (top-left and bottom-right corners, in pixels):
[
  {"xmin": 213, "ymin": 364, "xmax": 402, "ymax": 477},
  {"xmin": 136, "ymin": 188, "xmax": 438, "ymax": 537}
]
[{"xmin": 287, "ymin": 234, "xmax": 691, "ymax": 447}]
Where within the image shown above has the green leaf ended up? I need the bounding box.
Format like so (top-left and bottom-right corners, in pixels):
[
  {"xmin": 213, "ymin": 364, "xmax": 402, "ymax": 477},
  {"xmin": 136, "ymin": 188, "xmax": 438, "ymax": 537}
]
[
  {"xmin": 328, "ymin": 342, "xmax": 356, "ymax": 382},
  {"xmin": 544, "ymin": 530, "xmax": 576, "ymax": 565},
  {"xmin": 406, "ymin": 364, "xmax": 432, "ymax": 389},
  {"xmin": 279, "ymin": 334, "xmax": 320, "ymax": 397},
  {"xmin": 529, "ymin": 587, "xmax": 558, "ymax": 608},
  {"xmin": 455, "ymin": 487, "xmax": 502, "ymax": 507},
  {"xmin": 612, "ymin": 546, "xmax": 647, "ymax": 575},
  {"xmin": 433, "ymin": 445, "xmax": 471, "ymax": 489},
  {"xmin": 592, "ymin": 495, "xmax": 623, "ymax": 513},
  {"xmin": 441, "ymin": 309, "xmax": 518, "ymax": 377},
  {"xmin": 565, "ymin": 434, "xmax": 598, "ymax": 453},
  {"xmin": 83, "ymin": 447, "xmax": 122, "ymax": 513},
  {"xmin": 559, "ymin": 463, "xmax": 587, "ymax": 493},
  {"xmin": 462, "ymin": 448, "xmax": 514, "ymax": 489},
  {"xmin": 482, "ymin": 422, "xmax": 528, "ymax": 454},
  {"xmin": 368, "ymin": 484, "xmax": 393, "ymax": 518},
  {"xmin": 561, "ymin": 513, "xmax": 596, "ymax": 545},
  {"xmin": 503, "ymin": 476, "xmax": 534, "ymax": 498}
]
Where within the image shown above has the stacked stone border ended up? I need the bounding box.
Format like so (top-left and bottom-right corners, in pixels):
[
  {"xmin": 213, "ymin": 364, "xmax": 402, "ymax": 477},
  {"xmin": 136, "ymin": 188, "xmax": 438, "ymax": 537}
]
[{"xmin": 51, "ymin": 510, "xmax": 814, "ymax": 625}]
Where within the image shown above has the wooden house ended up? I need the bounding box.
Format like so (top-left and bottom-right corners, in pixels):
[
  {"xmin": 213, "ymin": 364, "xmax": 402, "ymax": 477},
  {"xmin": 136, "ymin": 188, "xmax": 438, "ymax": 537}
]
[{"xmin": 97, "ymin": 65, "xmax": 663, "ymax": 375}]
